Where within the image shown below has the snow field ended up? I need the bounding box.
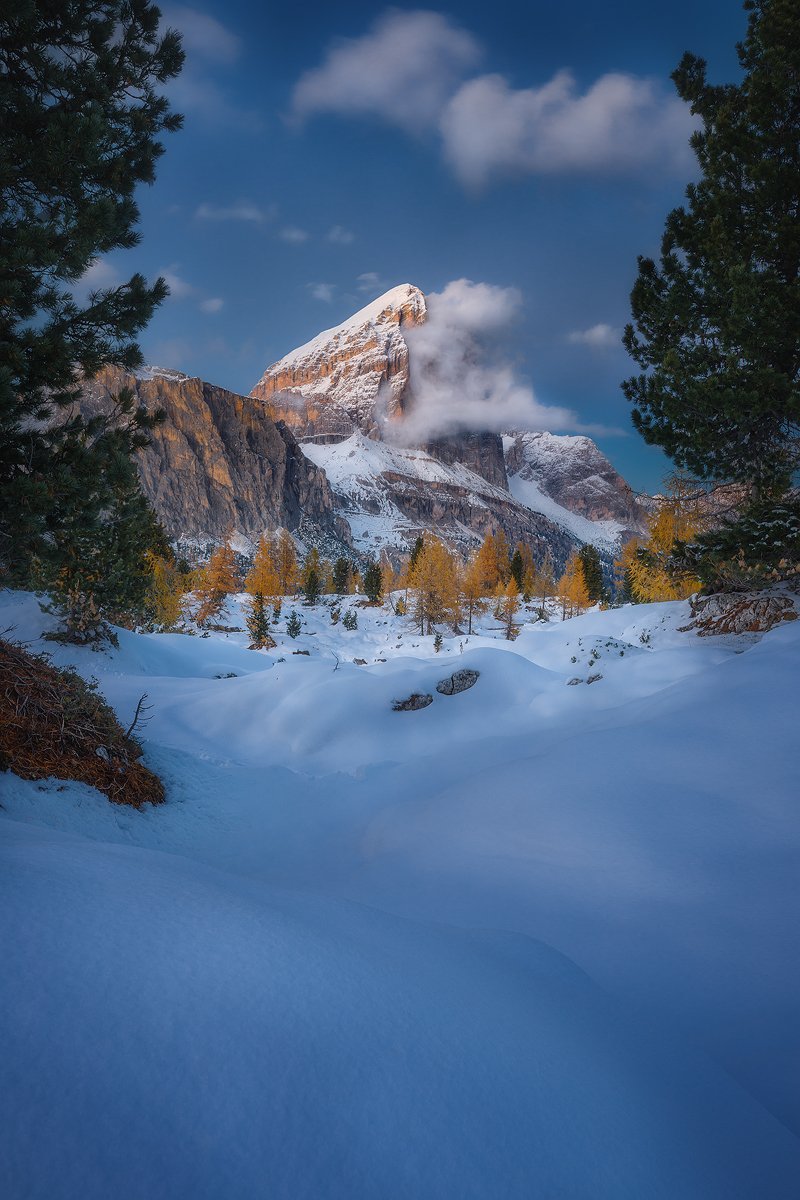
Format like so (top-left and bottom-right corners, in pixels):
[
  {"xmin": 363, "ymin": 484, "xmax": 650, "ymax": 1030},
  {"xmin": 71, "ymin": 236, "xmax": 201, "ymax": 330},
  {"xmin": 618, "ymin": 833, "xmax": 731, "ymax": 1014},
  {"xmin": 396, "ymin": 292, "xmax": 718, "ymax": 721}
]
[{"xmin": 1, "ymin": 587, "xmax": 799, "ymax": 1198}]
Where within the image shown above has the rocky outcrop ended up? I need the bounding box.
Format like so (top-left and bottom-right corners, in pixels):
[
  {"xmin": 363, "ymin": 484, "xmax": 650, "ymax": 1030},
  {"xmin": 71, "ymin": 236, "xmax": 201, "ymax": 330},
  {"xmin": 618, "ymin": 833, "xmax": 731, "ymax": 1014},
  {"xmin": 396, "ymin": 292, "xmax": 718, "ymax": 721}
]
[
  {"xmin": 425, "ymin": 432, "xmax": 508, "ymax": 490},
  {"xmin": 436, "ymin": 669, "xmax": 479, "ymax": 695},
  {"xmin": 504, "ymin": 431, "xmax": 648, "ymax": 534},
  {"xmin": 81, "ymin": 367, "xmax": 349, "ymax": 547},
  {"xmin": 251, "ymin": 284, "xmax": 427, "ymax": 441},
  {"xmin": 689, "ymin": 590, "xmax": 799, "ymax": 636}
]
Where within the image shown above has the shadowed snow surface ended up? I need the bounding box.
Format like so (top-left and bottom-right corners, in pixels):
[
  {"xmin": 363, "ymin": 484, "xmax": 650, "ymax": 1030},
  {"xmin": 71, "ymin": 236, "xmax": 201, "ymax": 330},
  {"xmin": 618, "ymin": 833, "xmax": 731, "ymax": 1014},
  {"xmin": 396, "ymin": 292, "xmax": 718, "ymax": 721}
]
[{"xmin": 1, "ymin": 589, "xmax": 798, "ymax": 1198}]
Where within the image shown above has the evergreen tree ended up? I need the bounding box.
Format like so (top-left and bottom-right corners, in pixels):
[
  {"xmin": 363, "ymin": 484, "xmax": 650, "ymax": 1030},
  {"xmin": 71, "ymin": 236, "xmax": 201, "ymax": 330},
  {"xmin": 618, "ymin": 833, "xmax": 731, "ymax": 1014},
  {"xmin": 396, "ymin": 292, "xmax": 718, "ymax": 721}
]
[
  {"xmin": 623, "ymin": 0, "xmax": 800, "ymax": 574},
  {"xmin": 0, "ymin": 2, "xmax": 184, "ymax": 618},
  {"xmin": 245, "ymin": 592, "xmax": 274, "ymax": 649},
  {"xmin": 578, "ymin": 544, "xmax": 604, "ymax": 604},
  {"xmin": 408, "ymin": 535, "xmax": 424, "ymax": 574},
  {"xmin": 301, "ymin": 547, "xmax": 322, "ymax": 604},
  {"xmin": 510, "ymin": 548, "xmax": 525, "ymax": 592},
  {"xmin": 342, "ymin": 608, "xmax": 357, "ymax": 631},
  {"xmin": 286, "ymin": 609, "xmax": 302, "ymax": 638},
  {"xmin": 363, "ymin": 560, "xmax": 383, "ymax": 603},
  {"xmin": 536, "ymin": 549, "xmax": 556, "ymax": 616},
  {"xmin": 433, "ymin": 631, "xmax": 443, "ymax": 653},
  {"xmin": 333, "ymin": 556, "xmax": 351, "ymax": 594}
]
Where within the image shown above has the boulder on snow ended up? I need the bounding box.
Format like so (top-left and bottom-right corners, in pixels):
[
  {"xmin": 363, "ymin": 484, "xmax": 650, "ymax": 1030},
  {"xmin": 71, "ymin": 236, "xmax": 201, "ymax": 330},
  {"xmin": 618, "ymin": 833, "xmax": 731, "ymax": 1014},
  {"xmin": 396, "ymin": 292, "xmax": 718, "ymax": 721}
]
[
  {"xmin": 392, "ymin": 693, "xmax": 433, "ymax": 712},
  {"xmin": 689, "ymin": 590, "xmax": 798, "ymax": 636},
  {"xmin": 436, "ymin": 669, "xmax": 480, "ymax": 696}
]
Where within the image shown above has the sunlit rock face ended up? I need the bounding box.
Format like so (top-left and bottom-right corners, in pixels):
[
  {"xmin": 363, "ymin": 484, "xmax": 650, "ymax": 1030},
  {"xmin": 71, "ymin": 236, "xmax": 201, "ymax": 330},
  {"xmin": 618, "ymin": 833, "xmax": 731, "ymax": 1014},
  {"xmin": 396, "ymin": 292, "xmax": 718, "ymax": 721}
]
[{"xmin": 81, "ymin": 366, "xmax": 349, "ymax": 547}]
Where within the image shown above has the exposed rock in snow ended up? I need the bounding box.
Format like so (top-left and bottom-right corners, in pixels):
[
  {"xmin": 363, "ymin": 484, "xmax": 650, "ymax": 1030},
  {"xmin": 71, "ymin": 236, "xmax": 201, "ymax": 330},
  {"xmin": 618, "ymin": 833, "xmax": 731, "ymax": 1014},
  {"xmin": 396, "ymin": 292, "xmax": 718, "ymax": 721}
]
[{"xmin": 436, "ymin": 668, "xmax": 480, "ymax": 695}]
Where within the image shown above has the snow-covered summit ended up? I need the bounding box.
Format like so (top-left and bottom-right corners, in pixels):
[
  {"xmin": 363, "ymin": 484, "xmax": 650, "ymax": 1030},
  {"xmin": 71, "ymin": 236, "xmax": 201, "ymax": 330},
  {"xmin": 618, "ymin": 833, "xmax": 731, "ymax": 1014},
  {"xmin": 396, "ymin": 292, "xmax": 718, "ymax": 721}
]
[{"xmin": 250, "ymin": 284, "xmax": 426, "ymax": 440}]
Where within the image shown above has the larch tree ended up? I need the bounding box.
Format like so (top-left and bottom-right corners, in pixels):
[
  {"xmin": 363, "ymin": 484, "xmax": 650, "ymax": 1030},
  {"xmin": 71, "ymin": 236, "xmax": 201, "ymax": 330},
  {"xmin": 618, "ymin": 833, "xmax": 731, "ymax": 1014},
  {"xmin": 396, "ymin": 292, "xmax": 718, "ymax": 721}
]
[
  {"xmin": 461, "ymin": 552, "xmax": 487, "ymax": 635},
  {"xmin": 502, "ymin": 578, "xmax": 521, "ymax": 639},
  {"xmin": 196, "ymin": 542, "xmax": 240, "ymax": 626},
  {"xmin": 557, "ymin": 551, "xmax": 590, "ymax": 620},
  {"xmin": 245, "ymin": 536, "xmax": 280, "ymax": 603},
  {"xmin": 409, "ymin": 537, "xmax": 461, "ymax": 634},
  {"xmin": 274, "ymin": 529, "xmax": 299, "ymax": 596}
]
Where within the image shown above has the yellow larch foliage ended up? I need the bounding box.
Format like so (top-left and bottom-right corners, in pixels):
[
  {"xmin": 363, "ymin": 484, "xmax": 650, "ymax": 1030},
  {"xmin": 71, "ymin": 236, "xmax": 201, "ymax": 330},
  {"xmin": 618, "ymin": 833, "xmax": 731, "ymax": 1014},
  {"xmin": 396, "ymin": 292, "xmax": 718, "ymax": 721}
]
[
  {"xmin": 557, "ymin": 550, "xmax": 590, "ymax": 619},
  {"xmin": 245, "ymin": 535, "xmax": 280, "ymax": 601},
  {"xmin": 409, "ymin": 536, "xmax": 462, "ymax": 634},
  {"xmin": 274, "ymin": 529, "xmax": 299, "ymax": 596},
  {"xmin": 196, "ymin": 541, "xmax": 240, "ymax": 625},
  {"xmin": 145, "ymin": 553, "xmax": 185, "ymax": 629},
  {"xmin": 460, "ymin": 551, "xmax": 487, "ymax": 635}
]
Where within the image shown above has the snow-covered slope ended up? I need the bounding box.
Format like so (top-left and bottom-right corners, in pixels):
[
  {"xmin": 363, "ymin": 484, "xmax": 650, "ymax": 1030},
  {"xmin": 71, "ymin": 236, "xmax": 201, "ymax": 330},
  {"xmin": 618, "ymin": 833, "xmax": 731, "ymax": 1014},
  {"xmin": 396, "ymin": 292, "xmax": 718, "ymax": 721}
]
[
  {"xmin": 302, "ymin": 432, "xmax": 579, "ymax": 559},
  {"xmin": 1, "ymin": 588, "xmax": 799, "ymax": 1198},
  {"xmin": 504, "ymin": 431, "xmax": 649, "ymax": 542}
]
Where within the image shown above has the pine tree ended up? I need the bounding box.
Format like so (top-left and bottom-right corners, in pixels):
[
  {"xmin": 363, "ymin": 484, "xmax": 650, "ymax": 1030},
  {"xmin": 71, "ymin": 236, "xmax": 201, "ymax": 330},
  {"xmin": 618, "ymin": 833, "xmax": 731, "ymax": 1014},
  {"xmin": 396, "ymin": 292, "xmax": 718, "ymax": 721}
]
[
  {"xmin": 245, "ymin": 592, "xmax": 274, "ymax": 649},
  {"xmin": 333, "ymin": 556, "xmax": 351, "ymax": 594},
  {"xmin": 0, "ymin": 2, "xmax": 184, "ymax": 620},
  {"xmin": 301, "ymin": 547, "xmax": 322, "ymax": 604},
  {"xmin": 433, "ymin": 631, "xmax": 443, "ymax": 652},
  {"xmin": 510, "ymin": 548, "xmax": 525, "ymax": 592},
  {"xmin": 622, "ymin": 0, "xmax": 800, "ymax": 574},
  {"xmin": 536, "ymin": 549, "xmax": 556, "ymax": 616},
  {"xmin": 578, "ymin": 544, "xmax": 604, "ymax": 605},
  {"xmin": 408, "ymin": 535, "xmax": 424, "ymax": 574},
  {"xmin": 286, "ymin": 609, "xmax": 302, "ymax": 638},
  {"xmin": 196, "ymin": 542, "xmax": 240, "ymax": 625},
  {"xmin": 342, "ymin": 608, "xmax": 358, "ymax": 631},
  {"xmin": 363, "ymin": 560, "xmax": 383, "ymax": 603}
]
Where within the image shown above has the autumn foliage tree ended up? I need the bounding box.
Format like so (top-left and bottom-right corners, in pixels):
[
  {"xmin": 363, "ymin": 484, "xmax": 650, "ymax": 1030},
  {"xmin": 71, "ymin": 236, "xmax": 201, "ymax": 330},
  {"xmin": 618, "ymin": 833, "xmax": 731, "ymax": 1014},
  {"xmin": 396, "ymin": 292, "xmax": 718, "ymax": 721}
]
[
  {"xmin": 274, "ymin": 529, "xmax": 299, "ymax": 596},
  {"xmin": 196, "ymin": 542, "xmax": 240, "ymax": 625},
  {"xmin": 409, "ymin": 536, "xmax": 461, "ymax": 634},
  {"xmin": 557, "ymin": 550, "xmax": 591, "ymax": 619}
]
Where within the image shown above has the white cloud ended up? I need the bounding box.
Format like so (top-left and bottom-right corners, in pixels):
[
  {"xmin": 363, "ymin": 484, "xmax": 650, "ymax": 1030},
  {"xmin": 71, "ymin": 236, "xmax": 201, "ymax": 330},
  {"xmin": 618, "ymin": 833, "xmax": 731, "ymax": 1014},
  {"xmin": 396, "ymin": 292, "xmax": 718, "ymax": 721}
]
[
  {"xmin": 162, "ymin": 6, "xmax": 241, "ymax": 65},
  {"xmin": 195, "ymin": 201, "xmax": 274, "ymax": 223},
  {"xmin": 74, "ymin": 257, "xmax": 121, "ymax": 297},
  {"xmin": 399, "ymin": 279, "xmax": 595, "ymax": 442},
  {"xmin": 291, "ymin": 9, "xmax": 481, "ymax": 133},
  {"xmin": 161, "ymin": 265, "xmax": 194, "ymax": 300},
  {"xmin": 355, "ymin": 271, "xmax": 387, "ymax": 294},
  {"xmin": 279, "ymin": 226, "xmax": 309, "ymax": 244},
  {"xmin": 308, "ymin": 282, "xmax": 336, "ymax": 302},
  {"xmin": 327, "ymin": 225, "xmax": 355, "ymax": 245},
  {"xmin": 200, "ymin": 297, "xmax": 224, "ymax": 314},
  {"xmin": 440, "ymin": 70, "xmax": 696, "ymax": 186},
  {"xmin": 567, "ymin": 323, "xmax": 621, "ymax": 349}
]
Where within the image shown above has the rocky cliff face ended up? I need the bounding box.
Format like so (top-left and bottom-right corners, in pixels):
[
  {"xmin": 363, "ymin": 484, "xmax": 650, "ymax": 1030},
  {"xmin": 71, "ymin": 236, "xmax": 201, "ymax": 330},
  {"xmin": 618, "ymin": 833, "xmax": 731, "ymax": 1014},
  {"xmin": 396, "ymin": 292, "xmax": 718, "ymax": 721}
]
[{"xmin": 81, "ymin": 367, "xmax": 349, "ymax": 548}]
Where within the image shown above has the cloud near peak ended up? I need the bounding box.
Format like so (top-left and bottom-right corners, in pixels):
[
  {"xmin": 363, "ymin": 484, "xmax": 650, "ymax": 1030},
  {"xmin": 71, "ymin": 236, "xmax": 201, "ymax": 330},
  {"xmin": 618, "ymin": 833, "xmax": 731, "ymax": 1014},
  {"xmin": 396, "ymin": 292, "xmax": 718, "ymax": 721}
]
[{"xmin": 397, "ymin": 279, "xmax": 614, "ymax": 442}]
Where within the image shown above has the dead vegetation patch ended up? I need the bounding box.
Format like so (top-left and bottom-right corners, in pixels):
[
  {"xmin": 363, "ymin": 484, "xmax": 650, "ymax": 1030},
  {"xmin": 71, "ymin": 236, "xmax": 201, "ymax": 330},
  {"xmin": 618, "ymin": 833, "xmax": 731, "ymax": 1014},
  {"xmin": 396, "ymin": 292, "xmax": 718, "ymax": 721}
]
[{"xmin": 0, "ymin": 639, "xmax": 164, "ymax": 807}]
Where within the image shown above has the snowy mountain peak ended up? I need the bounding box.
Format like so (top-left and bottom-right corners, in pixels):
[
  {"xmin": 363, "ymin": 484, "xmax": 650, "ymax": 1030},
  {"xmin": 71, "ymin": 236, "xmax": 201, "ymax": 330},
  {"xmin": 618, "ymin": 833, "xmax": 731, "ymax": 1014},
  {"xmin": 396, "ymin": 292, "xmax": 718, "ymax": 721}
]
[{"xmin": 250, "ymin": 284, "xmax": 427, "ymax": 441}]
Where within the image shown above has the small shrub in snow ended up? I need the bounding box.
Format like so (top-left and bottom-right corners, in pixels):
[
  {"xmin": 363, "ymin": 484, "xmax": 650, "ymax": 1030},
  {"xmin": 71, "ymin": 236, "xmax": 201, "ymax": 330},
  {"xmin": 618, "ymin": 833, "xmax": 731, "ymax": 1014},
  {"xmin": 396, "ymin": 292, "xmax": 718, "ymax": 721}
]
[{"xmin": 342, "ymin": 609, "xmax": 358, "ymax": 631}]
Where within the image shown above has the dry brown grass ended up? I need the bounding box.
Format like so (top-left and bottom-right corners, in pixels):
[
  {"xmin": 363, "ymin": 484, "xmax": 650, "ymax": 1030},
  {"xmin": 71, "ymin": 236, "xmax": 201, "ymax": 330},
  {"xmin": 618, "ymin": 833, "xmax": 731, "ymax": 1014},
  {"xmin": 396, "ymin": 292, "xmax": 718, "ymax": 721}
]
[{"xmin": 0, "ymin": 639, "xmax": 165, "ymax": 808}]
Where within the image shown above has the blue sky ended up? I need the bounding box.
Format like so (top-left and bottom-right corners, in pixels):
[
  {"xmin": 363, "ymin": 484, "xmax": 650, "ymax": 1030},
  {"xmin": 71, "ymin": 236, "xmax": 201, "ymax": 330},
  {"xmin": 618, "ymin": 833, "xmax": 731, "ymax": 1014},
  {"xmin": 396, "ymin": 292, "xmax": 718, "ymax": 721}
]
[{"xmin": 103, "ymin": 1, "xmax": 746, "ymax": 491}]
